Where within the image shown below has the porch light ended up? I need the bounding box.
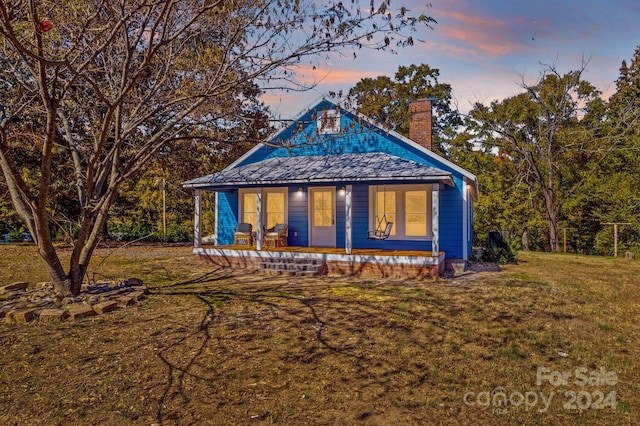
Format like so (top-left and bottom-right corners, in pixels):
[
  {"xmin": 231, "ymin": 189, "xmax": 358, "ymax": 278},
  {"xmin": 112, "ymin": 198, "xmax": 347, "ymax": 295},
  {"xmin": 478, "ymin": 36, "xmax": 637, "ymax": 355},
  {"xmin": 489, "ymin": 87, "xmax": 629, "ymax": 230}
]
[
  {"xmin": 298, "ymin": 187, "xmax": 303, "ymax": 193},
  {"xmin": 339, "ymin": 186, "xmax": 346, "ymax": 195}
]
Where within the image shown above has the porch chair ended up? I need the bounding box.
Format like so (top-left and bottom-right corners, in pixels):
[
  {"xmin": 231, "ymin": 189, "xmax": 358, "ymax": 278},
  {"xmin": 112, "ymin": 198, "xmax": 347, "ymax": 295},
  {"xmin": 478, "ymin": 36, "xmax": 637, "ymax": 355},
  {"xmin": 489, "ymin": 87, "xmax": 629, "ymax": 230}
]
[
  {"xmin": 263, "ymin": 223, "xmax": 288, "ymax": 248},
  {"xmin": 367, "ymin": 221, "xmax": 393, "ymax": 240},
  {"xmin": 234, "ymin": 223, "xmax": 253, "ymax": 246}
]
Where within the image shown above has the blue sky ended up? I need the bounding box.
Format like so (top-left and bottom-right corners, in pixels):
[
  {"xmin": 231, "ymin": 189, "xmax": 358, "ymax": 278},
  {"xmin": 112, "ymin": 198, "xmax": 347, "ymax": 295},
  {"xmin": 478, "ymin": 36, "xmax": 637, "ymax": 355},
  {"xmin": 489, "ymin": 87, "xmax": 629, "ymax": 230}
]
[{"xmin": 262, "ymin": 0, "xmax": 640, "ymax": 117}]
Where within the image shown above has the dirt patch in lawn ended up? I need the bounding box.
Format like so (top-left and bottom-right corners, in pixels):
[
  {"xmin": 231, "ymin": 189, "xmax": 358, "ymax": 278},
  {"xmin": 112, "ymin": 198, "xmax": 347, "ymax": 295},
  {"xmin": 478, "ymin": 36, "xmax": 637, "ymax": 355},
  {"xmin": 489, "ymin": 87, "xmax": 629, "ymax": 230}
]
[{"xmin": 1, "ymin": 246, "xmax": 639, "ymax": 425}]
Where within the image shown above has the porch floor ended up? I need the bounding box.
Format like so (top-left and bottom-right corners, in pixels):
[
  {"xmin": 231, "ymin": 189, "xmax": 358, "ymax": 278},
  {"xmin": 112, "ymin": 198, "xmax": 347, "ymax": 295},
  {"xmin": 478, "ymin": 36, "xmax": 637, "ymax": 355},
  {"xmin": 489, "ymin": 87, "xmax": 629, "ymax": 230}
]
[{"xmin": 204, "ymin": 244, "xmax": 442, "ymax": 258}]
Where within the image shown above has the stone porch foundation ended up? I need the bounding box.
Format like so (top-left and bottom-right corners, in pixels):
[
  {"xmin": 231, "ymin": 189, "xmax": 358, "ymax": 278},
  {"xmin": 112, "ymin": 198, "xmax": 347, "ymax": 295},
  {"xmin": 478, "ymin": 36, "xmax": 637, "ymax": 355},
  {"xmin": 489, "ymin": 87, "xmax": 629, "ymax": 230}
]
[{"xmin": 196, "ymin": 247, "xmax": 445, "ymax": 279}]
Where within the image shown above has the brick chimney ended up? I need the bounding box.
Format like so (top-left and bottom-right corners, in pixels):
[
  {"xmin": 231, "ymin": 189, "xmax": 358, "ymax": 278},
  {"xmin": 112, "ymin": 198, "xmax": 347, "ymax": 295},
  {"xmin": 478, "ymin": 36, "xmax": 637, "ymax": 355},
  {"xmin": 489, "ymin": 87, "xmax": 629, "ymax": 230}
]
[{"xmin": 409, "ymin": 99, "xmax": 433, "ymax": 151}]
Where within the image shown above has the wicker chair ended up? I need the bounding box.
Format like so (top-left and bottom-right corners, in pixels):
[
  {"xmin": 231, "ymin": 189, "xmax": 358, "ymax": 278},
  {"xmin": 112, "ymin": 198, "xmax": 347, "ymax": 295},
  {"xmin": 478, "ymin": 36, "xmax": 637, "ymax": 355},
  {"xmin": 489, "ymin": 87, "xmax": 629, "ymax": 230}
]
[
  {"xmin": 263, "ymin": 223, "xmax": 288, "ymax": 248},
  {"xmin": 233, "ymin": 223, "xmax": 253, "ymax": 246}
]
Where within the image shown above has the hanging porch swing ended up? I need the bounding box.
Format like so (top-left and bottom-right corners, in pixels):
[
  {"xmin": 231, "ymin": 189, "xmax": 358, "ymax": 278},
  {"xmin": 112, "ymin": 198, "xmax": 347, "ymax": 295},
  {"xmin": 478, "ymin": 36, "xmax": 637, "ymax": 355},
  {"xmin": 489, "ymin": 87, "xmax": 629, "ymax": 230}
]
[{"xmin": 368, "ymin": 185, "xmax": 393, "ymax": 240}]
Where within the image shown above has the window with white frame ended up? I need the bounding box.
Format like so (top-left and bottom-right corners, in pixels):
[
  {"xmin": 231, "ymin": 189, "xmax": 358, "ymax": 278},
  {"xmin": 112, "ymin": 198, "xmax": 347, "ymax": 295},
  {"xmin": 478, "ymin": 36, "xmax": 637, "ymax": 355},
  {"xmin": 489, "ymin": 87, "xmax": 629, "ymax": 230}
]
[
  {"xmin": 266, "ymin": 191, "xmax": 286, "ymax": 229},
  {"xmin": 313, "ymin": 190, "xmax": 333, "ymax": 227},
  {"xmin": 241, "ymin": 192, "xmax": 258, "ymax": 230},
  {"xmin": 369, "ymin": 185, "xmax": 432, "ymax": 240},
  {"xmin": 239, "ymin": 188, "xmax": 288, "ymax": 230},
  {"xmin": 374, "ymin": 188, "xmax": 396, "ymax": 236},
  {"xmin": 405, "ymin": 190, "xmax": 428, "ymax": 236}
]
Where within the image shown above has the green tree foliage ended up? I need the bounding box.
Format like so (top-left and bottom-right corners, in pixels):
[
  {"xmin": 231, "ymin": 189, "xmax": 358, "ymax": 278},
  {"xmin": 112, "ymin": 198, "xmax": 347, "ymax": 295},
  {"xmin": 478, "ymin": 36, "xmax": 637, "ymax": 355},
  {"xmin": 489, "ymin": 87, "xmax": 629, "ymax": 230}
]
[
  {"xmin": 0, "ymin": 190, "xmax": 22, "ymax": 235},
  {"xmin": 109, "ymin": 118, "xmax": 265, "ymax": 243},
  {"xmin": 468, "ymin": 65, "xmax": 617, "ymax": 252},
  {"xmin": 0, "ymin": 0, "xmax": 434, "ymax": 295},
  {"xmin": 578, "ymin": 47, "xmax": 640, "ymax": 255},
  {"xmin": 346, "ymin": 64, "xmax": 460, "ymax": 156}
]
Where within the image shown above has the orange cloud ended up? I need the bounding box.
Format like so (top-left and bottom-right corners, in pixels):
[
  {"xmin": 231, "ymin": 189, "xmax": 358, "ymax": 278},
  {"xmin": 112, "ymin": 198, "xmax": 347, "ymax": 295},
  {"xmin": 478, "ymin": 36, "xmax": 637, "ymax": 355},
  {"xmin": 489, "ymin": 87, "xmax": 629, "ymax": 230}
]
[
  {"xmin": 429, "ymin": 4, "xmax": 530, "ymax": 58},
  {"xmin": 276, "ymin": 64, "xmax": 385, "ymax": 87},
  {"xmin": 436, "ymin": 8, "xmax": 506, "ymax": 28}
]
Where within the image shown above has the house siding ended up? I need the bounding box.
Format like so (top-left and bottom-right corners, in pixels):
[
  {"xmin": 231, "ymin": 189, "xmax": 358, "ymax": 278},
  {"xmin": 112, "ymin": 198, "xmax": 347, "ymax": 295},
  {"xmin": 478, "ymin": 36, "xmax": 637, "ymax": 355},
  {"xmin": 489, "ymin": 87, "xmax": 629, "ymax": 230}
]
[
  {"xmin": 468, "ymin": 198, "xmax": 475, "ymax": 256},
  {"xmin": 209, "ymin": 100, "xmax": 473, "ymax": 259},
  {"xmin": 438, "ymin": 177, "xmax": 464, "ymax": 259},
  {"xmin": 287, "ymin": 186, "xmax": 308, "ymax": 247},
  {"xmin": 217, "ymin": 191, "xmax": 238, "ymax": 245}
]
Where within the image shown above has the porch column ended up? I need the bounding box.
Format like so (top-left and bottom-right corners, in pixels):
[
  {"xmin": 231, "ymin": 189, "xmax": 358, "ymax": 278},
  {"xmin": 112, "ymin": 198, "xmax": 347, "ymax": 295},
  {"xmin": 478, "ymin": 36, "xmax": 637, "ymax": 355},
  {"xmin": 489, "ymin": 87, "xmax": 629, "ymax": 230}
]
[
  {"xmin": 194, "ymin": 189, "xmax": 201, "ymax": 248},
  {"xmin": 345, "ymin": 185, "xmax": 353, "ymax": 254},
  {"xmin": 462, "ymin": 180, "xmax": 468, "ymax": 261},
  {"xmin": 432, "ymin": 183, "xmax": 439, "ymax": 256},
  {"xmin": 214, "ymin": 192, "xmax": 219, "ymax": 246},
  {"xmin": 256, "ymin": 188, "xmax": 263, "ymax": 250}
]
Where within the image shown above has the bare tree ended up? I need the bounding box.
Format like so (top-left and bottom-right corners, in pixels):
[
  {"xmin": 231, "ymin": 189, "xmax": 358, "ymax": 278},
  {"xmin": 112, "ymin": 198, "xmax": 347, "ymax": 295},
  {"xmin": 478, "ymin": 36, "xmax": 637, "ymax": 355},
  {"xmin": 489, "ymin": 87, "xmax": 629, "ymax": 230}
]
[{"xmin": 0, "ymin": 0, "xmax": 434, "ymax": 295}]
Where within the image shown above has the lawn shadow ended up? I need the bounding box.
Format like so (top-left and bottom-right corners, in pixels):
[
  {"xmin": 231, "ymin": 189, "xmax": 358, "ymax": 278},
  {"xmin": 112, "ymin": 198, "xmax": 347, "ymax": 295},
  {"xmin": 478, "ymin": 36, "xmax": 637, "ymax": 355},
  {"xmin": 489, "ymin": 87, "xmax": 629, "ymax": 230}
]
[{"xmin": 145, "ymin": 270, "xmax": 466, "ymax": 423}]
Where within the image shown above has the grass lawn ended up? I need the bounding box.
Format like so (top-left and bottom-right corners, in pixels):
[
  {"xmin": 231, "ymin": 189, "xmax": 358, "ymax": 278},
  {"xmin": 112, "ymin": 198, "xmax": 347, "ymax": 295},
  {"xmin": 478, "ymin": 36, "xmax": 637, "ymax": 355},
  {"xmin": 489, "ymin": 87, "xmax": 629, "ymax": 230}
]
[{"xmin": 1, "ymin": 244, "xmax": 639, "ymax": 425}]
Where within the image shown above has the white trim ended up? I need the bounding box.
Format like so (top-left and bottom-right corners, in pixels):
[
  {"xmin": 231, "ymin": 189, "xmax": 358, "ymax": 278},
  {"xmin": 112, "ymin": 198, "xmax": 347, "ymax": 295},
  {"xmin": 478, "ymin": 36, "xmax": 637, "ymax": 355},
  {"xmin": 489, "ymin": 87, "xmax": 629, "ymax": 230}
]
[
  {"xmin": 238, "ymin": 189, "xmax": 259, "ymax": 230},
  {"xmin": 263, "ymin": 187, "xmax": 288, "ymax": 228},
  {"xmin": 307, "ymin": 96, "xmax": 478, "ymax": 194},
  {"xmin": 194, "ymin": 247, "xmax": 445, "ymax": 266},
  {"xmin": 308, "ymin": 186, "xmax": 337, "ymax": 247},
  {"xmin": 344, "ymin": 99, "xmax": 478, "ymax": 189},
  {"xmin": 226, "ymin": 143, "xmax": 263, "ymax": 171},
  {"xmin": 400, "ymin": 135, "xmax": 477, "ymax": 187},
  {"xmin": 369, "ymin": 184, "xmax": 433, "ymax": 241},
  {"xmin": 214, "ymin": 191, "xmax": 219, "ymax": 246},
  {"xmin": 345, "ymin": 185, "xmax": 353, "ymax": 254},
  {"xmin": 256, "ymin": 188, "xmax": 263, "ymax": 250},
  {"xmin": 194, "ymin": 189, "xmax": 201, "ymax": 248},
  {"xmin": 317, "ymin": 109, "xmax": 341, "ymax": 134},
  {"xmin": 462, "ymin": 180, "xmax": 468, "ymax": 261},
  {"xmin": 432, "ymin": 184, "xmax": 440, "ymax": 256}
]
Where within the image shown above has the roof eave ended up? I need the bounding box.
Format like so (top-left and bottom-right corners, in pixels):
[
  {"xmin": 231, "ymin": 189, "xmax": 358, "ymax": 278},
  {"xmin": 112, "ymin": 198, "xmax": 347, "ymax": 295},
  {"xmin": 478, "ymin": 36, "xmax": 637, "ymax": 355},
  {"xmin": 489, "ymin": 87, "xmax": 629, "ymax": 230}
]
[{"xmin": 183, "ymin": 175, "xmax": 454, "ymax": 189}]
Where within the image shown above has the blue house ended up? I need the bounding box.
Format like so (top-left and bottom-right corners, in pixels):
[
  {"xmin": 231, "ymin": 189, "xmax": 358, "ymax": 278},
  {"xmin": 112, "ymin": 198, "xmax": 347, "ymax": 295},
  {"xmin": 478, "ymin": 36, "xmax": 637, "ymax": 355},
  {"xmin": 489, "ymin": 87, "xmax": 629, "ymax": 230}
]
[{"xmin": 183, "ymin": 98, "xmax": 478, "ymax": 277}]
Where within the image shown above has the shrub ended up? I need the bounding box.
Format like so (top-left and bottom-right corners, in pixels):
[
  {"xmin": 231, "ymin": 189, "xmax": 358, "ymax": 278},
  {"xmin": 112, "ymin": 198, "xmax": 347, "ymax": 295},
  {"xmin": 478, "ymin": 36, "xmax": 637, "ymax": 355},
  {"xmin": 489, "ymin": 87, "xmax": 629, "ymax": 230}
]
[
  {"xmin": 482, "ymin": 231, "xmax": 517, "ymax": 264},
  {"xmin": 7, "ymin": 229, "xmax": 24, "ymax": 242},
  {"xmin": 163, "ymin": 223, "xmax": 191, "ymax": 243}
]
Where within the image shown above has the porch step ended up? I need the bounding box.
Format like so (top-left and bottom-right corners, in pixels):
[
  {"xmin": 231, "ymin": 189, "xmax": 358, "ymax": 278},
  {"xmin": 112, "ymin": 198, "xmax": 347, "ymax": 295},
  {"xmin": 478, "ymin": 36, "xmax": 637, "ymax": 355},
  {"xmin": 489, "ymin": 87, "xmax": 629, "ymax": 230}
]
[{"xmin": 259, "ymin": 258, "xmax": 327, "ymax": 276}]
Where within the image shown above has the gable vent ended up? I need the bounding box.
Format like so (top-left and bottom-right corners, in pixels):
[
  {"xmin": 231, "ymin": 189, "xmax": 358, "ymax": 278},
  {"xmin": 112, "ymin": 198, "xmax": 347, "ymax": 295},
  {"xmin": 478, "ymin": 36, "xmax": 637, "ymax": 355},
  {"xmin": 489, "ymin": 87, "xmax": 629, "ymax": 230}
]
[{"xmin": 317, "ymin": 109, "xmax": 340, "ymax": 134}]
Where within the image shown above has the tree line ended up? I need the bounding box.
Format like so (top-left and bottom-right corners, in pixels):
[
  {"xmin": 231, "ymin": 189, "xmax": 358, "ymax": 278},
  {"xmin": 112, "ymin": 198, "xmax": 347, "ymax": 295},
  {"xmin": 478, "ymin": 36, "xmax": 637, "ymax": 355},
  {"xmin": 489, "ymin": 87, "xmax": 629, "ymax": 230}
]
[
  {"xmin": 346, "ymin": 54, "xmax": 640, "ymax": 256},
  {"xmin": 5, "ymin": 54, "xmax": 639, "ymax": 255}
]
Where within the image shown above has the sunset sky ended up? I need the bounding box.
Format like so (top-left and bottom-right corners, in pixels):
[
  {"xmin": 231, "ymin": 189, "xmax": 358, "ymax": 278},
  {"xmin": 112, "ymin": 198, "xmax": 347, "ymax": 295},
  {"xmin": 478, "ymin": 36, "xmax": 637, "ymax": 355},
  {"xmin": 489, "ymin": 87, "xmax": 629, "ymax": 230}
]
[{"xmin": 262, "ymin": 0, "xmax": 640, "ymax": 118}]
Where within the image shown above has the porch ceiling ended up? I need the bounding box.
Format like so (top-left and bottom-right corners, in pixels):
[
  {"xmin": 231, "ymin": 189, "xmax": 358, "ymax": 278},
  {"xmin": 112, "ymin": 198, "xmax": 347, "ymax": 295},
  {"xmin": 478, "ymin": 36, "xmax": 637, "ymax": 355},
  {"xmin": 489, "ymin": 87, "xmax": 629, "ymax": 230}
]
[{"xmin": 183, "ymin": 152, "xmax": 454, "ymax": 189}]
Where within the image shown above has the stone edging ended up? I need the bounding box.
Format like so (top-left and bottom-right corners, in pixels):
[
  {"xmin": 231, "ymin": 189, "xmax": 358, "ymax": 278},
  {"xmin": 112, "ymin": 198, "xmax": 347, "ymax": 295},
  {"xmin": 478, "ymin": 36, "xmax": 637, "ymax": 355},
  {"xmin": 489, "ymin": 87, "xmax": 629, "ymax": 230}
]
[{"xmin": 0, "ymin": 278, "xmax": 149, "ymax": 324}]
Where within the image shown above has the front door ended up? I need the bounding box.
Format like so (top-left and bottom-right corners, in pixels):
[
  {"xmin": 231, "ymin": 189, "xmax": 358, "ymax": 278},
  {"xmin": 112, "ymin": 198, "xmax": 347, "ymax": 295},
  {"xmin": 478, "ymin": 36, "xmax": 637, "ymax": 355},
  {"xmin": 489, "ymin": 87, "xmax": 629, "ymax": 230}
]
[{"xmin": 309, "ymin": 187, "xmax": 336, "ymax": 247}]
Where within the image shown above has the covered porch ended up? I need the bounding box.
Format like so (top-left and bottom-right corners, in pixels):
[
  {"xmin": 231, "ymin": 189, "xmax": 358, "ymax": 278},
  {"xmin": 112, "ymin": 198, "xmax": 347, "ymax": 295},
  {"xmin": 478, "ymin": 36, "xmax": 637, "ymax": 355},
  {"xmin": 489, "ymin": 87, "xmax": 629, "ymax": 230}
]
[{"xmin": 185, "ymin": 152, "xmax": 456, "ymax": 277}]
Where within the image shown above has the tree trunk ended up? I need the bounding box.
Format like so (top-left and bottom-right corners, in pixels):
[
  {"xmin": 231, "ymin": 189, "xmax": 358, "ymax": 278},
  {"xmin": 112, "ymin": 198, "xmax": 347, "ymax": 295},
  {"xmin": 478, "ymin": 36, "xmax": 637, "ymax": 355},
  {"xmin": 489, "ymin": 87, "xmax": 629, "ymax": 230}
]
[
  {"xmin": 548, "ymin": 215, "xmax": 559, "ymax": 253},
  {"xmin": 545, "ymin": 206, "xmax": 559, "ymax": 253},
  {"xmin": 1, "ymin": 130, "xmax": 78, "ymax": 295},
  {"xmin": 521, "ymin": 223, "xmax": 530, "ymax": 251},
  {"xmin": 542, "ymin": 188, "xmax": 560, "ymax": 252},
  {"xmin": 68, "ymin": 262, "xmax": 86, "ymax": 296},
  {"xmin": 38, "ymin": 244, "xmax": 72, "ymax": 295}
]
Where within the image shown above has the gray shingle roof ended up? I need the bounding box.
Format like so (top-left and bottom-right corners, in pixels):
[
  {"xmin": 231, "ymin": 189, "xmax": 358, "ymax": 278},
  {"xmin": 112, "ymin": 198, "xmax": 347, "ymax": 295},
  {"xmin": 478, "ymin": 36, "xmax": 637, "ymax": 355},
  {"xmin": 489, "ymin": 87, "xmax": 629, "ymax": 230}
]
[{"xmin": 183, "ymin": 152, "xmax": 453, "ymax": 188}]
